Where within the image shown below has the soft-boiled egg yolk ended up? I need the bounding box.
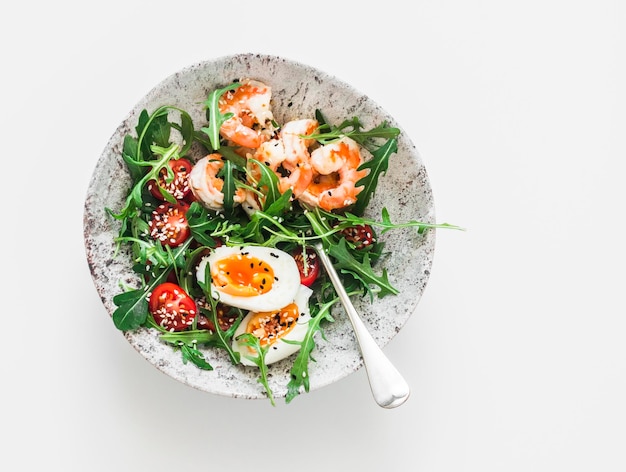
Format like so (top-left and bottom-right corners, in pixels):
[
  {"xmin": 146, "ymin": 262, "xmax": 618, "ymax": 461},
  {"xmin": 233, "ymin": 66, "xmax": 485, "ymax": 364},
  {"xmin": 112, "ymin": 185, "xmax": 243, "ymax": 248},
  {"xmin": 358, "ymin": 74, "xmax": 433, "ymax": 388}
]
[
  {"xmin": 211, "ymin": 253, "xmax": 275, "ymax": 297},
  {"xmin": 246, "ymin": 302, "xmax": 300, "ymax": 347},
  {"xmin": 233, "ymin": 284, "xmax": 313, "ymax": 366},
  {"xmin": 196, "ymin": 245, "xmax": 301, "ymax": 312}
]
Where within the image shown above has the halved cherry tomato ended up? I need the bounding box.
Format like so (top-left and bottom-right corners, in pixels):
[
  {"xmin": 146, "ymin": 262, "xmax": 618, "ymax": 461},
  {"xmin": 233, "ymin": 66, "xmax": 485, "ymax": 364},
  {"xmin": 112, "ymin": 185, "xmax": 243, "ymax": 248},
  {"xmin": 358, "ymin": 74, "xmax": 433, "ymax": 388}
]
[
  {"xmin": 292, "ymin": 247, "xmax": 320, "ymax": 287},
  {"xmin": 340, "ymin": 224, "xmax": 376, "ymax": 250},
  {"xmin": 184, "ymin": 188, "xmax": 198, "ymax": 204},
  {"xmin": 195, "ymin": 301, "xmax": 238, "ymax": 332},
  {"xmin": 148, "ymin": 158, "xmax": 193, "ymax": 201},
  {"xmin": 148, "ymin": 282, "xmax": 197, "ymax": 332},
  {"xmin": 149, "ymin": 201, "xmax": 190, "ymax": 247}
]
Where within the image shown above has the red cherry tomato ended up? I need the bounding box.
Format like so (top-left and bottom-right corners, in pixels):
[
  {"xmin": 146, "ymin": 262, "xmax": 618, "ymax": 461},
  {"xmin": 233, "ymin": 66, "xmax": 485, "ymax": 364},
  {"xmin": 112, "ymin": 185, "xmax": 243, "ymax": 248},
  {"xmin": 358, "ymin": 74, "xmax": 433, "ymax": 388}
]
[
  {"xmin": 196, "ymin": 302, "xmax": 237, "ymax": 332},
  {"xmin": 292, "ymin": 247, "xmax": 320, "ymax": 287},
  {"xmin": 184, "ymin": 189, "xmax": 198, "ymax": 204},
  {"xmin": 340, "ymin": 224, "xmax": 376, "ymax": 250},
  {"xmin": 148, "ymin": 282, "xmax": 197, "ymax": 332},
  {"xmin": 149, "ymin": 201, "xmax": 190, "ymax": 247},
  {"xmin": 148, "ymin": 158, "xmax": 193, "ymax": 201}
]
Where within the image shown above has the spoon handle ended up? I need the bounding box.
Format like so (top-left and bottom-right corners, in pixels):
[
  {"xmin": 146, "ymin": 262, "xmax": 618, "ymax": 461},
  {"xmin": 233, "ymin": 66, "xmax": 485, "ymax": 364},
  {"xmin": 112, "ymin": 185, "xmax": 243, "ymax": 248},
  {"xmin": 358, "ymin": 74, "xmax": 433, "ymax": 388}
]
[{"xmin": 313, "ymin": 243, "xmax": 410, "ymax": 408}]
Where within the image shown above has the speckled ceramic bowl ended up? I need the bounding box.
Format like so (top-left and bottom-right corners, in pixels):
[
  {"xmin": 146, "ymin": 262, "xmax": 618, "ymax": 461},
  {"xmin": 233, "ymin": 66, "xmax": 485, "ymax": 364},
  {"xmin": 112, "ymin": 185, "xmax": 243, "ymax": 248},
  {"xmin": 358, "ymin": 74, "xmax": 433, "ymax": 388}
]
[{"xmin": 83, "ymin": 53, "xmax": 436, "ymax": 402}]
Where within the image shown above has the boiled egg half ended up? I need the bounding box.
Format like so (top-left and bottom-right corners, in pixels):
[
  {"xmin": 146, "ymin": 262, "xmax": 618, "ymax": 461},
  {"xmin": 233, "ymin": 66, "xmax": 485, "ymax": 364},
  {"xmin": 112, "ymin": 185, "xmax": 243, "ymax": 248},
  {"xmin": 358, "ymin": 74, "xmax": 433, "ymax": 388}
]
[
  {"xmin": 196, "ymin": 245, "xmax": 301, "ymax": 312},
  {"xmin": 232, "ymin": 284, "xmax": 313, "ymax": 366}
]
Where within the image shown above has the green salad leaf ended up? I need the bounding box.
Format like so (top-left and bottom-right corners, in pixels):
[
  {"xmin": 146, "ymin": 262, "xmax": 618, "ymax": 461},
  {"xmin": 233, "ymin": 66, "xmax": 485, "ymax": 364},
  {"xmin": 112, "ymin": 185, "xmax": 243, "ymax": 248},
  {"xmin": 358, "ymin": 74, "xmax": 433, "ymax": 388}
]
[
  {"xmin": 329, "ymin": 238, "xmax": 398, "ymax": 298},
  {"xmin": 307, "ymin": 111, "xmax": 400, "ymax": 148},
  {"xmin": 352, "ymin": 138, "xmax": 397, "ymax": 216},
  {"xmin": 236, "ymin": 333, "xmax": 275, "ymax": 406},
  {"xmin": 201, "ymin": 82, "xmax": 242, "ymax": 151},
  {"xmin": 285, "ymin": 290, "xmax": 340, "ymax": 403}
]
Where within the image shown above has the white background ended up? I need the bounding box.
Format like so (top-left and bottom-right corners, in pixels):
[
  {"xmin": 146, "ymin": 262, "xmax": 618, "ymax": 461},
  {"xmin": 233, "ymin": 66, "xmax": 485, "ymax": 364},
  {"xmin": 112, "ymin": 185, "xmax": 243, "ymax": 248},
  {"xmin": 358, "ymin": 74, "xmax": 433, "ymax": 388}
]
[{"xmin": 2, "ymin": 1, "xmax": 625, "ymax": 470}]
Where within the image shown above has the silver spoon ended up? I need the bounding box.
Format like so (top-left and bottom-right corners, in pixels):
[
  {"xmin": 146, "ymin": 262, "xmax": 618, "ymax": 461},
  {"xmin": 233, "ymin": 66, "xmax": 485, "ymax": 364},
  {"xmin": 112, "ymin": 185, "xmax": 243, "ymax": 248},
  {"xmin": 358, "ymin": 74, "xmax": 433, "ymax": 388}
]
[{"xmin": 312, "ymin": 241, "xmax": 410, "ymax": 408}]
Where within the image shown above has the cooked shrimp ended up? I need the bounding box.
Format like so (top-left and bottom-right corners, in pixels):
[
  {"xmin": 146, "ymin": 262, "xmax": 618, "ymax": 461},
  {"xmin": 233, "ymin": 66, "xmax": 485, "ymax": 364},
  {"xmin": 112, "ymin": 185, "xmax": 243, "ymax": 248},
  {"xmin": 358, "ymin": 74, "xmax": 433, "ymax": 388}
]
[
  {"xmin": 278, "ymin": 159, "xmax": 315, "ymax": 198},
  {"xmin": 280, "ymin": 119, "xmax": 318, "ymax": 165},
  {"xmin": 253, "ymin": 119, "xmax": 317, "ymax": 199},
  {"xmin": 252, "ymin": 139, "xmax": 302, "ymax": 196},
  {"xmin": 188, "ymin": 153, "xmax": 245, "ymax": 211},
  {"xmin": 240, "ymin": 188, "xmax": 263, "ymax": 217},
  {"xmin": 298, "ymin": 137, "xmax": 369, "ymax": 211},
  {"xmin": 239, "ymin": 157, "xmax": 271, "ymax": 214},
  {"xmin": 218, "ymin": 79, "xmax": 274, "ymax": 149},
  {"xmin": 255, "ymin": 138, "xmax": 287, "ymax": 170}
]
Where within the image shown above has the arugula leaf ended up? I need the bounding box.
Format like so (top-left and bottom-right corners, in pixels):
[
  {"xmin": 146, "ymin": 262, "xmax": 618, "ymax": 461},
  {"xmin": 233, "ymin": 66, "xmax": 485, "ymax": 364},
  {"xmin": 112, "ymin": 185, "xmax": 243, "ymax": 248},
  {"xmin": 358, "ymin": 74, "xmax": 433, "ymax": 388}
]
[
  {"xmin": 201, "ymin": 82, "xmax": 242, "ymax": 150},
  {"xmin": 133, "ymin": 106, "xmax": 197, "ymax": 160},
  {"xmin": 381, "ymin": 207, "xmax": 465, "ymax": 233},
  {"xmin": 240, "ymin": 190, "xmax": 295, "ymax": 245},
  {"xmin": 352, "ymin": 138, "xmax": 397, "ymax": 215},
  {"xmin": 302, "ymin": 206, "xmax": 336, "ymax": 248},
  {"xmin": 246, "ymin": 158, "xmax": 282, "ymax": 209},
  {"xmin": 106, "ymin": 142, "xmax": 181, "ymax": 222},
  {"xmin": 285, "ymin": 295, "xmax": 339, "ymax": 403},
  {"xmin": 122, "ymin": 135, "xmax": 143, "ymax": 181},
  {"xmin": 218, "ymin": 146, "xmax": 247, "ymax": 168},
  {"xmin": 135, "ymin": 108, "xmax": 171, "ymax": 159},
  {"xmin": 177, "ymin": 111, "xmax": 195, "ymax": 156},
  {"xmin": 186, "ymin": 202, "xmax": 233, "ymax": 246},
  {"xmin": 236, "ymin": 333, "xmax": 275, "ymax": 406},
  {"xmin": 221, "ymin": 158, "xmax": 236, "ymax": 214},
  {"xmin": 328, "ymin": 238, "xmax": 399, "ymax": 298},
  {"xmin": 328, "ymin": 207, "xmax": 466, "ymax": 235},
  {"xmin": 111, "ymin": 288, "xmax": 150, "ymax": 331},
  {"xmin": 170, "ymin": 123, "xmax": 215, "ymax": 154},
  {"xmin": 143, "ymin": 315, "xmax": 216, "ymax": 370},
  {"xmin": 112, "ymin": 279, "xmax": 158, "ymax": 331},
  {"xmin": 305, "ymin": 114, "xmax": 400, "ymax": 148},
  {"xmin": 179, "ymin": 343, "xmax": 214, "ymax": 370},
  {"xmin": 159, "ymin": 322, "xmax": 242, "ymax": 367}
]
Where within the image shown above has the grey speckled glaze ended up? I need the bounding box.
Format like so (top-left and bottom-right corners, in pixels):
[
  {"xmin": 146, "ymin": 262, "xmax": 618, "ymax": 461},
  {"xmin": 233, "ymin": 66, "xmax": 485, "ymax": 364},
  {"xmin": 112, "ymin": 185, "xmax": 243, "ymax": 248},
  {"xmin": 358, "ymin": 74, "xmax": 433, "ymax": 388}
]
[{"xmin": 83, "ymin": 53, "xmax": 436, "ymax": 402}]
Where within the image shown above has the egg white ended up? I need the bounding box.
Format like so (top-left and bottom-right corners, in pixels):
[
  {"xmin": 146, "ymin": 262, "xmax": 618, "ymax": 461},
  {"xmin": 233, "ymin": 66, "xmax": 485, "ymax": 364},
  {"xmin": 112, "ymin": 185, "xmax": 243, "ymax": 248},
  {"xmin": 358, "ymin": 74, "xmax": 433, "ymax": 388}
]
[
  {"xmin": 232, "ymin": 284, "xmax": 313, "ymax": 366},
  {"xmin": 196, "ymin": 245, "xmax": 301, "ymax": 312}
]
